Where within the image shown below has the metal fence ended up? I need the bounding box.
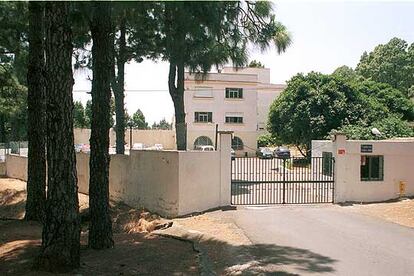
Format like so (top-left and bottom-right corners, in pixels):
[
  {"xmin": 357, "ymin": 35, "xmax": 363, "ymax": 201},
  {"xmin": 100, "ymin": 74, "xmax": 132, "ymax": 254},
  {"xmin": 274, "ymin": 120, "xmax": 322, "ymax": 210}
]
[{"xmin": 231, "ymin": 156, "xmax": 335, "ymax": 205}]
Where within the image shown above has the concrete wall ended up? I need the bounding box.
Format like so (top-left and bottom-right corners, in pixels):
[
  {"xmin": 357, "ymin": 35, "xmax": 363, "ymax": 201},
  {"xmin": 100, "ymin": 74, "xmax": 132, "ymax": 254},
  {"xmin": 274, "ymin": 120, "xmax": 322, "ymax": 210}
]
[
  {"xmin": 6, "ymin": 133, "xmax": 232, "ymax": 217},
  {"xmin": 312, "ymin": 135, "xmax": 414, "ymax": 203},
  {"xmin": 5, "ymin": 154, "xmax": 28, "ymax": 181},
  {"xmin": 74, "ymin": 128, "xmax": 176, "ymax": 150},
  {"xmin": 0, "ymin": 162, "xmax": 6, "ymax": 176}
]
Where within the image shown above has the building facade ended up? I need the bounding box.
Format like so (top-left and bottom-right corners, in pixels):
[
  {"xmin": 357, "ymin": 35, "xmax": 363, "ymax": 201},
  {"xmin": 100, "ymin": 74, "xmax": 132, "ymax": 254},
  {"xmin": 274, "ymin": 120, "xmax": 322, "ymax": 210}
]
[{"xmin": 184, "ymin": 67, "xmax": 285, "ymax": 156}]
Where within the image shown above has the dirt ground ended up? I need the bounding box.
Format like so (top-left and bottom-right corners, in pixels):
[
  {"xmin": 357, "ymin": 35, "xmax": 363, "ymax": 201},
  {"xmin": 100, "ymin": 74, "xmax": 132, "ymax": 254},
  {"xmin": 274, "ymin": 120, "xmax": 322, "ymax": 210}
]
[
  {"xmin": 340, "ymin": 198, "xmax": 414, "ymax": 228},
  {"xmin": 0, "ymin": 178, "xmax": 198, "ymax": 275}
]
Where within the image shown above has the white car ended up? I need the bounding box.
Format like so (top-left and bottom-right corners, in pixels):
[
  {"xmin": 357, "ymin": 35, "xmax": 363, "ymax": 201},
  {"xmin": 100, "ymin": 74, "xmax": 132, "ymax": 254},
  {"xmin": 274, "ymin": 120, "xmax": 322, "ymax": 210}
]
[
  {"xmin": 197, "ymin": 145, "xmax": 215, "ymax": 151},
  {"xmin": 154, "ymin": 144, "xmax": 163, "ymax": 150},
  {"xmin": 133, "ymin": 143, "xmax": 144, "ymax": 150}
]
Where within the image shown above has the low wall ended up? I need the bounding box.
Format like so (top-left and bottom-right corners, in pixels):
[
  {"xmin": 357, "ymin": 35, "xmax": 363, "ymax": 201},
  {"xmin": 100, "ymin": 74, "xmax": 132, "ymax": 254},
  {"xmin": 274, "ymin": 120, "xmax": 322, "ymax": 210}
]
[
  {"xmin": 0, "ymin": 162, "xmax": 6, "ymax": 176},
  {"xmin": 179, "ymin": 132, "xmax": 232, "ymax": 214},
  {"xmin": 75, "ymin": 148, "xmax": 230, "ymax": 217},
  {"xmin": 313, "ymin": 136, "xmax": 414, "ymax": 203},
  {"xmin": 5, "ymin": 154, "xmax": 28, "ymax": 181},
  {"xmin": 76, "ymin": 151, "xmax": 180, "ymax": 217},
  {"xmin": 74, "ymin": 128, "xmax": 176, "ymax": 150},
  {"xmin": 5, "ymin": 133, "xmax": 232, "ymax": 217}
]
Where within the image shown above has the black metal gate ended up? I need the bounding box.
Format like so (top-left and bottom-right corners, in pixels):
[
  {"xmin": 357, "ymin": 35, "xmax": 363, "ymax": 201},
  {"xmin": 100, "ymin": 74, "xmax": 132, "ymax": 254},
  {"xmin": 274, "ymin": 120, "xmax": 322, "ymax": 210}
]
[{"xmin": 231, "ymin": 157, "xmax": 335, "ymax": 205}]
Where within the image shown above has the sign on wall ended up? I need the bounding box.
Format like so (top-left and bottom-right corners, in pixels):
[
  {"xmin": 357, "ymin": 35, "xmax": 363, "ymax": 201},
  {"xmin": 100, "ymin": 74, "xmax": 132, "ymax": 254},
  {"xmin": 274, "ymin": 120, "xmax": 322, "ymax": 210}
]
[
  {"xmin": 337, "ymin": 149, "xmax": 346, "ymax": 155},
  {"xmin": 361, "ymin": 144, "xmax": 373, "ymax": 153}
]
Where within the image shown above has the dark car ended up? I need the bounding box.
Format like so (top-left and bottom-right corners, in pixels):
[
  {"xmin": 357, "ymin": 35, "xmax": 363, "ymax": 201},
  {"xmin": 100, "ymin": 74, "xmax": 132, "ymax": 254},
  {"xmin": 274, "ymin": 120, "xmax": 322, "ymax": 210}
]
[
  {"xmin": 256, "ymin": 147, "xmax": 274, "ymax": 159},
  {"xmin": 274, "ymin": 147, "xmax": 291, "ymax": 159}
]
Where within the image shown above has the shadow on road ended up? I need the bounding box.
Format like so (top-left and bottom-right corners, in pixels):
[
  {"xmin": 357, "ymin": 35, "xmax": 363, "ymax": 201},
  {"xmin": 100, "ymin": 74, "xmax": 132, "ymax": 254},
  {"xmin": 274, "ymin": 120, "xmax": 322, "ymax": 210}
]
[
  {"xmin": 246, "ymin": 243, "xmax": 336, "ymax": 274},
  {"xmin": 178, "ymin": 231, "xmax": 337, "ymax": 275}
]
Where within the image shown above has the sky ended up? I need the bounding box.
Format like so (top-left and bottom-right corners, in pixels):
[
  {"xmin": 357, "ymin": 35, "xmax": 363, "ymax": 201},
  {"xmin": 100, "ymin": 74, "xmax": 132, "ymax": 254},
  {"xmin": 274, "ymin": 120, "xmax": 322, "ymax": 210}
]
[{"xmin": 73, "ymin": 0, "xmax": 414, "ymax": 125}]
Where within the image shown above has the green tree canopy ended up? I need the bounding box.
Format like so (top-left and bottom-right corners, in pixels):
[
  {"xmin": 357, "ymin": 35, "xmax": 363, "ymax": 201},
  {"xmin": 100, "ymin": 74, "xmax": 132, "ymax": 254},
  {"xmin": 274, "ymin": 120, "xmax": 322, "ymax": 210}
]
[
  {"xmin": 355, "ymin": 37, "xmax": 414, "ymax": 97},
  {"xmin": 0, "ymin": 1, "xmax": 29, "ymax": 85},
  {"xmin": 267, "ymin": 72, "xmax": 403, "ymax": 156},
  {"xmin": 152, "ymin": 118, "xmax": 172, "ymax": 130},
  {"xmin": 129, "ymin": 109, "xmax": 149, "ymax": 129},
  {"xmin": 248, "ymin": 60, "xmax": 265, "ymax": 68},
  {"xmin": 332, "ymin": 65, "xmax": 358, "ymax": 82},
  {"xmin": 73, "ymin": 101, "xmax": 87, "ymax": 128},
  {"xmin": 336, "ymin": 115, "xmax": 414, "ymax": 140},
  {"xmin": 257, "ymin": 133, "xmax": 279, "ymax": 147},
  {"xmin": 0, "ymin": 64, "xmax": 27, "ymax": 141},
  {"xmin": 350, "ymin": 79, "xmax": 414, "ymax": 121}
]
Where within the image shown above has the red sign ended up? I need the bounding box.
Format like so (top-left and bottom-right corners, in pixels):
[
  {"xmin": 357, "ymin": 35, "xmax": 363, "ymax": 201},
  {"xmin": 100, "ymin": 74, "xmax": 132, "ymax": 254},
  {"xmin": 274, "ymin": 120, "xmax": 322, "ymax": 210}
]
[{"xmin": 337, "ymin": 149, "xmax": 346, "ymax": 155}]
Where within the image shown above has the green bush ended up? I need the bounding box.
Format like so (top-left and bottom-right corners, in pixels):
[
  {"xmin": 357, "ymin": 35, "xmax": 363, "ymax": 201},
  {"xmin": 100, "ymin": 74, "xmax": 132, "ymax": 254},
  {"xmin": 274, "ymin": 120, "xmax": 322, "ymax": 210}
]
[{"xmin": 257, "ymin": 133, "xmax": 279, "ymax": 148}]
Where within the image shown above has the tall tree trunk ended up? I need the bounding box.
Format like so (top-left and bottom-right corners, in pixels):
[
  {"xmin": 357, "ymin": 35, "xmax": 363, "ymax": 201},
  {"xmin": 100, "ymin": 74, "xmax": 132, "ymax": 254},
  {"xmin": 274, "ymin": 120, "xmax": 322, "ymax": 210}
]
[
  {"xmin": 37, "ymin": 2, "xmax": 80, "ymax": 272},
  {"xmin": 25, "ymin": 1, "xmax": 46, "ymax": 222},
  {"xmin": 88, "ymin": 2, "xmax": 114, "ymax": 249},
  {"xmin": 165, "ymin": 3, "xmax": 187, "ymax": 150},
  {"xmin": 113, "ymin": 17, "xmax": 126, "ymax": 154},
  {"xmin": 0, "ymin": 115, "xmax": 5, "ymax": 143},
  {"xmin": 168, "ymin": 61, "xmax": 187, "ymax": 150}
]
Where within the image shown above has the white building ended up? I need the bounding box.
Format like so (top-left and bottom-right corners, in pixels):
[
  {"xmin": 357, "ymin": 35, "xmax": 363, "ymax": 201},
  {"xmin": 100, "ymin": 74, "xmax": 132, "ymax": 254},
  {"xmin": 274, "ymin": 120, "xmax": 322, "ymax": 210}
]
[{"xmin": 184, "ymin": 67, "xmax": 285, "ymax": 156}]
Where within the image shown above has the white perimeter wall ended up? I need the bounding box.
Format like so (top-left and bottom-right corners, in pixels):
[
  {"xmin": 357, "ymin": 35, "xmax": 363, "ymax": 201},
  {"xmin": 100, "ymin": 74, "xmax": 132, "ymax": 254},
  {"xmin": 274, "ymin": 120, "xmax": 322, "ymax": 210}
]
[
  {"xmin": 74, "ymin": 128, "xmax": 176, "ymax": 150},
  {"xmin": 5, "ymin": 133, "xmax": 232, "ymax": 217},
  {"xmin": 312, "ymin": 136, "xmax": 414, "ymax": 203}
]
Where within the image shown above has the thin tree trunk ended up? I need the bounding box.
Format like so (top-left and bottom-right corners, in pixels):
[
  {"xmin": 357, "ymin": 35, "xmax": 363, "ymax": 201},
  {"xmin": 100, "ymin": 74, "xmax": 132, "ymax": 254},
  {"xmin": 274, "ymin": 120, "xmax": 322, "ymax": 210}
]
[
  {"xmin": 88, "ymin": 2, "xmax": 114, "ymax": 249},
  {"xmin": 25, "ymin": 1, "xmax": 46, "ymax": 222},
  {"xmin": 168, "ymin": 60, "xmax": 187, "ymax": 150},
  {"xmin": 113, "ymin": 17, "xmax": 126, "ymax": 154},
  {"xmin": 165, "ymin": 3, "xmax": 187, "ymax": 150},
  {"xmin": 37, "ymin": 2, "xmax": 80, "ymax": 272}
]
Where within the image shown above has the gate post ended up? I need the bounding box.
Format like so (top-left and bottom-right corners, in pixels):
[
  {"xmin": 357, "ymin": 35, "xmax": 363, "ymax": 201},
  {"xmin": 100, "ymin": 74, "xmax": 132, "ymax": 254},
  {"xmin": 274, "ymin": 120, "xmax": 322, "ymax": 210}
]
[
  {"xmin": 282, "ymin": 158, "xmax": 286, "ymax": 204},
  {"xmin": 218, "ymin": 131, "xmax": 233, "ymax": 206},
  {"xmin": 332, "ymin": 133, "xmax": 347, "ymax": 203}
]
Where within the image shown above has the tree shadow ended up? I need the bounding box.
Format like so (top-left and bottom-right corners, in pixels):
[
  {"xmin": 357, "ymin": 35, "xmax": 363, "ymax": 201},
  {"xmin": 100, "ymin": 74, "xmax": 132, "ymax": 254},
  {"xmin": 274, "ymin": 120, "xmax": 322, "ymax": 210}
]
[
  {"xmin": 0, "ymin": 220, "xmax": 199, "ymax": 276},
  {"xmin": 246, "ymin": 243, "xmax": 336, "ymax": 274},
  {"xmin": 0, "ymin": 189, "xmax": 26, "ymax": 219},
  {"xmin": 178, "ymin": 232, "xmax": 337, "ymax": 275},
  {"xmin": 0, "ymin": 218, "xmax": 337, "ymax": 275}
]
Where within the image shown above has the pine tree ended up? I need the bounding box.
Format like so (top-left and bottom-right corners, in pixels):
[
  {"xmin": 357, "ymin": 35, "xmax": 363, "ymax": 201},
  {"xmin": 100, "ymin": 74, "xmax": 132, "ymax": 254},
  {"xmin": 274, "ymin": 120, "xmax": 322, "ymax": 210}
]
[
  {"xmin": 25, "ymin": 1, "xmax": 46, "ymax": 222},
  {"xmin": 88, "ymin": 1, "xmax": 114, "ymax": 249},
  {"xmin": 37, "ymin": 2, "xmax": 80, "ymax": 271}
]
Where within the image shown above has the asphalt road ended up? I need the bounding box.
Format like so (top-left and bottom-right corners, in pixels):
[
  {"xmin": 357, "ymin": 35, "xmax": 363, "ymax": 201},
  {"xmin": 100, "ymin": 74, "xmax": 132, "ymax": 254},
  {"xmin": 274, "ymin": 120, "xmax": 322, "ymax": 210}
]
[{"xmin": 224, "ymin": 205, "xmax": 414, "ymax": 275}]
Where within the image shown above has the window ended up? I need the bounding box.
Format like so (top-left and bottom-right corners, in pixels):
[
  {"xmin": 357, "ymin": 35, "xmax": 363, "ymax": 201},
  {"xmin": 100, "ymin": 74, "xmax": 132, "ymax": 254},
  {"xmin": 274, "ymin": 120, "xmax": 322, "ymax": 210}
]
[
  {"xmin": 194, "ymin": 136, "xmax": 213, "ymax": 149},
  {"xmin": 195, "ymin": 112, "xmax": 212, "ymax": 123},
  {"xmin": 361, "ymin": 155, "xmax": 384, "ymax": 181},
  {"xmin": 225, "ymin": 113, "xmax": 243, "ymax": 124},
  {"xmin": 225, "ymin": 116, "xmax": 243, "ymax": 124},
  {"xmin": 194, "ymin": 87, "xmax": 213, "ymax": 98},
  {"xmin": 232, "ymin": 136, "xmax": 244, "ymax": 150},
  {"xmin": 225, "ymin": 88, "xmax": 243, "ymax": 99},
  {"xmin": 322, "ymin": 152, "xmax": 333, "ymax": 176}
]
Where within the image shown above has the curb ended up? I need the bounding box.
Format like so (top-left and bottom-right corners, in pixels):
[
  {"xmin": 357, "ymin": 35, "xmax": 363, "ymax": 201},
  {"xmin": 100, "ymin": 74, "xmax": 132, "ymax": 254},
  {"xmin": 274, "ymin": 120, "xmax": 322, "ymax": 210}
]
[{"xmin": 154, "ymin": 225, "xmax": 217, "ymax": 276}]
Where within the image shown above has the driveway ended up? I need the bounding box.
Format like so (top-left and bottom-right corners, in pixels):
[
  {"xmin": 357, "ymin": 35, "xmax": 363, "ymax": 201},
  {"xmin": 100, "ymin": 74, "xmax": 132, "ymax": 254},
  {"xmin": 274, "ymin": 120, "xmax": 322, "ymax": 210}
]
[{"xmin": 221, "ymin": 205, "xmax": 414, "ymax": 275}]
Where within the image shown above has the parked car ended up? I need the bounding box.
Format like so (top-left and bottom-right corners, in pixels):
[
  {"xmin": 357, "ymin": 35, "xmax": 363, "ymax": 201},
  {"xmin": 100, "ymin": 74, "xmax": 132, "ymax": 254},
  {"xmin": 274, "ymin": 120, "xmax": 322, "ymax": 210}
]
[
  {"xmin": 256, "ymin": 147, "xmax": 274, "ymax": 159},
  {"xmin": 231, "ymin": 148, "xmax": 236, "ymax": 160},
  {"xmin": 133, "ymin": 143, "xmax": 144, "ymax": 150},
  {"xmin": 74, "ymin": 144, "xmax": 83, "ymax": 153},
  {"xmin": 274, "ymin": 147, "xmax": 291, "ymax": 159},
  {"xmin": 197, "ymin": 145, "xmax": 215, "ymax": 151},
  {"xmin": 145, "ymin": 144, "xmax": 163, "ymax": 150},
  {"xmin": 154, "ymin": 144, "xmax": 163, "ymax": 150}
]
